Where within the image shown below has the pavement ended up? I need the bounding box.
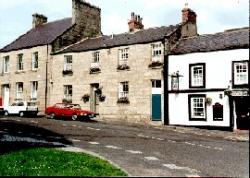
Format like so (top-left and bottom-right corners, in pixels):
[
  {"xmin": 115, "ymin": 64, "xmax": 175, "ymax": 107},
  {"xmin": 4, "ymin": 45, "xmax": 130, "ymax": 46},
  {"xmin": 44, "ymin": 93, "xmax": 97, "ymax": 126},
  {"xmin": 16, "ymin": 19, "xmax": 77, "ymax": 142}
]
[{"xmin": 0, "ymin": 116, "xmax": 249, "ymax": 177}]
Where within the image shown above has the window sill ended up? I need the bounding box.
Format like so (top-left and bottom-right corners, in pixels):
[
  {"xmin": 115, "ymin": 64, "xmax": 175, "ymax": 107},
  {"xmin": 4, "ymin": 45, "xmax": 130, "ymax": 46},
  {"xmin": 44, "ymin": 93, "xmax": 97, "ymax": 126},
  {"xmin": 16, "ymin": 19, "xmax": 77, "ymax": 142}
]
[
  {"xmin": 117, "ymin": 97, "xmax": 130, "ymax": 104},
  {"xmin": 62, "ymin": 70, "xmax": 73, "ymax": 76},
  {"xmin": 148, "ymin": 61, "xmax": 163, "ymax": 69},
  {"xmin": 90, "ymin": 68, "xmax": 101, "ymax": 74},
  {"xmin": 15, "ymin": 70, "xmax": 25, "ymax": 74},
  {"xmin": 117, "ymin": 65, "xmax": 130, "ymax": 71},
  {"xmin": 31, "ymin": 69, "xmax": 38, "ymax": 72}
]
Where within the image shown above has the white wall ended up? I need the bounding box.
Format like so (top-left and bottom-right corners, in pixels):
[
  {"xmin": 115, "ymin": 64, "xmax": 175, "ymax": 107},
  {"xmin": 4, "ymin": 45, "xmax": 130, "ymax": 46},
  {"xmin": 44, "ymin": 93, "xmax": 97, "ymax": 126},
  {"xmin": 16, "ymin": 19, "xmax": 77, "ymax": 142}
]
[{"xmin": 168, "ymin": 49, "xmax": 249, "ymax": 127}]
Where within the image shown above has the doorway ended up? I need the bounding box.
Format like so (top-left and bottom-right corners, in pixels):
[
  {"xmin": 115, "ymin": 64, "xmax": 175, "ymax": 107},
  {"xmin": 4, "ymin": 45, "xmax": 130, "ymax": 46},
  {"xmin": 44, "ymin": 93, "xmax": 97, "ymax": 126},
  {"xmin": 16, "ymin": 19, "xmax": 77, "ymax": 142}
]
[
  {"xmin": 151, "ymin": 80, "xmax": 162, "ymax": 121},
  {"xmin": 90, "ymin": 83, "xmax": 100, "ymax": 114},
  {"xmin": 2, "ymin": 85, "xmax": 10, "ymax": 107},
  {"xmin": 235, "ymin": 97, "xmax": 250, "ymax": 130}
]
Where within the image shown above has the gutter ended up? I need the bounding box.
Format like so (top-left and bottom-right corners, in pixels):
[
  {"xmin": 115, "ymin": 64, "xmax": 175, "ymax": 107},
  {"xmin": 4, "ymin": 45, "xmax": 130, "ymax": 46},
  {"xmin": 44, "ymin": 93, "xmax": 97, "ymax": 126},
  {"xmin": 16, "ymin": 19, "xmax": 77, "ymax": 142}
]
[{"xmin": 45, "ymin": 45, "xmax": 49, "ymax": 110}]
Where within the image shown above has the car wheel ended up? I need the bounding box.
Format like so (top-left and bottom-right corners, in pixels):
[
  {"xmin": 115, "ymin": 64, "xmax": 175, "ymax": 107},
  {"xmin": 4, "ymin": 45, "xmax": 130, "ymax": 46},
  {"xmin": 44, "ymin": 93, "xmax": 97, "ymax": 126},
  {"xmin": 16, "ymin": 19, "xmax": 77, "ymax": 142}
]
[
  {"xmin": 72, "ymin": 114, "xmax": 77, "ymax": 121},
  {"xmin": 4, "ymin": 111, "xmax": 9, "ymax": 116},
  {"xmin": 50, "ymin": 113, "xmax": 55, "ymax": 119},
  {"xmin": 19, "ymin": 112, "xmax": 24, "ymax": 117}
]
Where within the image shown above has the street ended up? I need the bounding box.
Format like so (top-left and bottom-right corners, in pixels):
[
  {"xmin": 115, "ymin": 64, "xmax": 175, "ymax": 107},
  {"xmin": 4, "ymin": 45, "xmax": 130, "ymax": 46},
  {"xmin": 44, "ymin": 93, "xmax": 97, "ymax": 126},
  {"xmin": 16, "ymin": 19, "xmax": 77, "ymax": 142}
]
[{"xmin": 0, "ymin": 116, "xmax": 249, "ymax": 177}]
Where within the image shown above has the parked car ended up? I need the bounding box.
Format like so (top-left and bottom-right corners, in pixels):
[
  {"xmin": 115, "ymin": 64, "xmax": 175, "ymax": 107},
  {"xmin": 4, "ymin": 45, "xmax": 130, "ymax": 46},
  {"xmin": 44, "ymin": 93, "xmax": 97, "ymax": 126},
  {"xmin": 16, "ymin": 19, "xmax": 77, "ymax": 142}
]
[
  {"xmin": 2, "ymin": 101, "xmax": 39, "ymax": 117},
  {"xmin": 45, "ymin": 103, "xmax": 98, "ymax": 121}
]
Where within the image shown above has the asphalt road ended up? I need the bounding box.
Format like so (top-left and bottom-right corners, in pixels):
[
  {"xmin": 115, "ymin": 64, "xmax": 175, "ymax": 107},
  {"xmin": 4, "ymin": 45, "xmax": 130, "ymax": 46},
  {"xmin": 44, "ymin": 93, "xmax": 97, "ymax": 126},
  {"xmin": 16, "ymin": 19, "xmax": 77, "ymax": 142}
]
[{"xmin": 0, "ymin": 116, "xmax": 249, "ymax": 177}]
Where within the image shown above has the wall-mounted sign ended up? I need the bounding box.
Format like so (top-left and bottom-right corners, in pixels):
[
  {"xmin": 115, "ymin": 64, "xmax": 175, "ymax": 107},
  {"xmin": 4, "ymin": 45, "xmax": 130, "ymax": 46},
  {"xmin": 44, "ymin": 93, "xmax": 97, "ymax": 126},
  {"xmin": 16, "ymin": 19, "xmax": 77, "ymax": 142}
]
[
  {"xmin": 225, "ymin": 89, "xmax": 249, "ymax": 97},
  {"xmin": 170, "ymin": 71, "xmax": 183, "ymax": 91}
]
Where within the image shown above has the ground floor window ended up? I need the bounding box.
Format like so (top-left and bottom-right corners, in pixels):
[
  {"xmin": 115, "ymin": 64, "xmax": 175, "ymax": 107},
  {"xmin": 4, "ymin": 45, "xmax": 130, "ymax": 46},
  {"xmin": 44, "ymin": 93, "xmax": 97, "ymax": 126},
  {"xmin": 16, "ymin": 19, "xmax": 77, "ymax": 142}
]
[
  {"xmin": 16, "ymin": 82, "xmax": 23, "ymax": 100},
  {"xmin": 31, "ymin": 81, "xmax": 38, "ymax": 100},
  {"xmin": 63, "ymin": 85, "xmax": 72, "ymax": 102},
  {"xmin": 119, "ymin": 82, "xmax": 129, "ymax": 98},
  {"xmin": 188, "ymin": 94, "xmax": 206, "ymax": 121}
]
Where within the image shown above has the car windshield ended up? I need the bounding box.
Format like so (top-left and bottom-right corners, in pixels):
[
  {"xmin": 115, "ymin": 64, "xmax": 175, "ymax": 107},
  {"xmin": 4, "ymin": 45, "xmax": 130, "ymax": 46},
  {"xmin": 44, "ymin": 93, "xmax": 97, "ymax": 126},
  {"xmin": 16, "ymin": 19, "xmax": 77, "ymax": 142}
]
[
  {"xmin": 27, "ymin": 102, "xmax": 36, "ymax": 106},
  {"xmin": 11, "ymin": 102, "xmax": 24, "ymax": 106},
  {"xmin": 67, "ymin": 104, "xmax": 81, "ymax": 110}
]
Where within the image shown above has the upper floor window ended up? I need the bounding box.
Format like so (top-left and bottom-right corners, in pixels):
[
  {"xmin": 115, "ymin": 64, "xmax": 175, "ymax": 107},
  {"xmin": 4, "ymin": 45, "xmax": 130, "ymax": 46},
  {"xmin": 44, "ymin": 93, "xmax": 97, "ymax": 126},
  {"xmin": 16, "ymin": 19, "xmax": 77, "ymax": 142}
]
[
  {"xmin": 91, "ymin": 51, "xmax": 100, "ymax": 68},
  {"xmin": 3, "ymin": 56, "xmax": 10, "ymax": 73},
  {"xmin": 17, "ymin": 54, "xmax": 24, "ymax": 71},
  {"xmin": 16, "ymin": 82, "xmax": 23, "ymax": 100},
  {"xmin": 118, "ymin": 48, "xmax": 129, "ymax": 64},
  {"xmin": 119, "ymin": 81, "xmax": 129, "ymax": 99},
  {"xmin": 64, "ymin": 55, "xmax": 73, "ymax": 71},
  {"xmin": 152, "ymin": 43, "xmax": 162, "ymax": 62},
  {"xmin": 31, "ymin": 81, "xmax": 38, "ymax": 100},
  {"xmin": 233, "ymin": 61, "xmax": 248, "ymax": 87},
  {"xmin": 32, "ymin": 52, "xmax": 39, "ymax": 70},
  {"xmin": 189, "ymin": 63, "xmax": 206, "ymax": 88}
]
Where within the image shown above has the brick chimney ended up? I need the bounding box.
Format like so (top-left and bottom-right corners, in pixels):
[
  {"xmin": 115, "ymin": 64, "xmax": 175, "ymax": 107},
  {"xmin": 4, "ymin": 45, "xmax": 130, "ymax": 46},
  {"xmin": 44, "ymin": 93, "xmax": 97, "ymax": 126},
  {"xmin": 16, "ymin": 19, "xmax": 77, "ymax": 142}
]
[
  {"xmin": 128, "ymin": 12, "xmax": 144, "ymax": 32},
  {"xmin": 181, "ymin": 4, "xmax": 198, "ymax": 38},
  {"xmin": 32, "ymin": 13, "xmax": 47, "ymax": 28}
]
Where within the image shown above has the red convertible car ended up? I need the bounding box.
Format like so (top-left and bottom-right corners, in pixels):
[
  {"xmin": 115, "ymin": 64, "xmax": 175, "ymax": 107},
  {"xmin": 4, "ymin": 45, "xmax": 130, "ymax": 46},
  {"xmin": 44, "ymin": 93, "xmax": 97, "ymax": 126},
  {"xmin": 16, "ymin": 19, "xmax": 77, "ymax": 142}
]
[{"xmin": 45, "ymin": 103, "xmax": 98, "ymax": 121}]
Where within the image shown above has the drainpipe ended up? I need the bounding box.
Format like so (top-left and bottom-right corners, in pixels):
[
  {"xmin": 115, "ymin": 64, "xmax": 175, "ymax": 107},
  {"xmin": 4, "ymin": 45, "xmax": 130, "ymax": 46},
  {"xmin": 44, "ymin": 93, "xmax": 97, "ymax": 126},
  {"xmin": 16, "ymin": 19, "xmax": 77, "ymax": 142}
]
[{"xmin": 45, "ymin": 45, "xmax": 49, "ymax": 111}]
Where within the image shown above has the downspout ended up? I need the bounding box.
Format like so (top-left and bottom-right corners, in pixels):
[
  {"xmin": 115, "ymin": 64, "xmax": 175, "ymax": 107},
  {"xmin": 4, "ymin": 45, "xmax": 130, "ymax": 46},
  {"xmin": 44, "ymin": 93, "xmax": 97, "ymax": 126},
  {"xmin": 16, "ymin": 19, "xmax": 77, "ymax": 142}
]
[{"xmin": 45, "ymin": 45, "xmax": 49, "ymax": 111}]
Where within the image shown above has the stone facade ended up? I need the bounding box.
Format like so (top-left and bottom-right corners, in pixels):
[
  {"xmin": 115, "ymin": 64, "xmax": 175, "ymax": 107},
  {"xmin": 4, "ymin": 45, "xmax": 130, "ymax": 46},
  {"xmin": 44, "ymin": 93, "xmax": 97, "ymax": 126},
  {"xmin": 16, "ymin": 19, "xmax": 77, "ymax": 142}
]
[
  {"xmin": 50, "ymin": 42, "xmax": 164, "ymax": 124},
  {"xmin": 0, "ymin": 45, "xmax": 52, "ymax": 113}
]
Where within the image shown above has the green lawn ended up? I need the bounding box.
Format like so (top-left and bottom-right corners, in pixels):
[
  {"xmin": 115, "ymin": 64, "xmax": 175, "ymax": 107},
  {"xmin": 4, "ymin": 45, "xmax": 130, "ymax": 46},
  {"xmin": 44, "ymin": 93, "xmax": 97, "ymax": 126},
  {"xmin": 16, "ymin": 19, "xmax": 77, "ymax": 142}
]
[{"xmin": 0, "ymin": 148, "xmax": 127, "ymax": 176}]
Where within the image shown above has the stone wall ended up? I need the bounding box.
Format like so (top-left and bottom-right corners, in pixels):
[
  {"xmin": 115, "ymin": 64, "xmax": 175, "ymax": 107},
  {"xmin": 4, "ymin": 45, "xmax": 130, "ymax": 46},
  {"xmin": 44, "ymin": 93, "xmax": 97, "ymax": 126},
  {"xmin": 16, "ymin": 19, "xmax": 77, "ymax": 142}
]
[
  {"xmin": 0, "ymin": 45, "xmax": 52, "ymax": 113},
  {"xmin": 50, "ymin": 42, "xmax": 164, "ymax": 124}
]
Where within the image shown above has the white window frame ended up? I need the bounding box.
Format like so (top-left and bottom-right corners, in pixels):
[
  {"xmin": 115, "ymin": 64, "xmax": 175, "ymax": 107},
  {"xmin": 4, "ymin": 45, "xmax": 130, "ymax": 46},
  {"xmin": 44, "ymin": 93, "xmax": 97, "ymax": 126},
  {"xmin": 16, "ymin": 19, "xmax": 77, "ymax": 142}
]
[
  {"xmin": 3, "ymin": 56, "xmax": 10, "ymax": 73},
  {"xmin": 234, "ymin": 61, "xmax": 248, "ymax": 86},
  {"xmin": 64, "ymin": 55, "xmax": 73, "ymax": 71},
  {"xmin": 91, "ymin": 51, "xmax": 100, "ymax": 68},
  {"xmin": 16, "ymin": 82, "xmax": 23, "ymax": 100},
  {"xmin": 31, "ymin": 81, "xmax": 38, "ymax": 100},
  {"xmin": 190, "ymin": 96, "xmax": 206, "ymax": 120},
  {"xmin": 118, "ymin": 48, "xmax": 129, "ymax": 65},
  {"xmin": 64, "ymin": 85, "xmax": 73, "ymax": 101},
  {"xmin": 119, "ymin": 82, "xmax": 129, "ymax": 98},
  {"xmin": 190, "ymin": 64, "xmax": 205, "ymax": 88},
  {"xmin": 32, "ymin": 52, "xmax": 39, "ymax": 70},
  {"xmin": 151, "ymin": 43, "xmax": 162, "ymax": 62},
  {"xmin": 17, "ymin": 54, "xmax": 24, "ymax": 71}
]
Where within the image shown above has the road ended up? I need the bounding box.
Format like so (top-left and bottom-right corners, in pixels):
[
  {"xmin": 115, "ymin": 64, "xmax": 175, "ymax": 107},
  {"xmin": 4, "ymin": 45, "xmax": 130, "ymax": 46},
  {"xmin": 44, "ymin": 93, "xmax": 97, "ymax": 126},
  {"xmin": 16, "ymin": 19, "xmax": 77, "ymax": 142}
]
[{"xmin": 0, "ymin": 116, "xmax": 249, "ymax": 177}]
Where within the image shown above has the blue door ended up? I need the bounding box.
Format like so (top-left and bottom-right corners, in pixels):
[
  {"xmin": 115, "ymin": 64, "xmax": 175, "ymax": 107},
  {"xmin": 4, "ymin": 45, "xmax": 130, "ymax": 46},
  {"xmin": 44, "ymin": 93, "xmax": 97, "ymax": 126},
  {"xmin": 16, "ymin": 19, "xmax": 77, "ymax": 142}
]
[{"xmin": 152, "ymin": 94, "xmax": 162, "ymax": 121}]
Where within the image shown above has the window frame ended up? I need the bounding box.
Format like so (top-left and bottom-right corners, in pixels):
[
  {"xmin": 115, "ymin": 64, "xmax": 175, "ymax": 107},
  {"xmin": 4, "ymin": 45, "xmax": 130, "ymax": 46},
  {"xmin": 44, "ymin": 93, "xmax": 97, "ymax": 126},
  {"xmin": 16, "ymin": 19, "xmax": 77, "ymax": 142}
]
[
  {"xmin": 63, "ymin": 85, "xmax": 73, "ymax": 101},
  {"xmin": 31, "ymin": 81, "xmax": 38, "ymax": 100},
  {"xmin": 151, "ymin": 43, "xmax": 162, "ymax": 62},
  {"xmin": 64, "ymin": 55, "xmax": 73, "ymax": 71},
  {"xmin": 3, "ymin": 56, "xmax": 10, "ymax": 73},
  {"xmin": 232, "ymin": 60, "xmax": 249, "ymax": 88},
  {"xmin": 17, "ymin": 53, "xmax": 24, "ymax": 71},
  {"xmin": 16, "ymin": 82, "xmax": 24, "ymax": 100},
  {"xmin": 119, "ymin": 81, "xmax": 129, "ymax": 99},
  {"xmin": 118, "ymin": 48, "xmax": 129, "ymax": 65},
  {"xmin": 188, "ymin": 94, "xmax": 207, "ymax": 121},
  {"xmin": 189, "ymin": 63, "xmax": 206, "ymax": 88},
  {"xmin": 32, "ymin": 52, "xmax": 39, "ymax": 70}
]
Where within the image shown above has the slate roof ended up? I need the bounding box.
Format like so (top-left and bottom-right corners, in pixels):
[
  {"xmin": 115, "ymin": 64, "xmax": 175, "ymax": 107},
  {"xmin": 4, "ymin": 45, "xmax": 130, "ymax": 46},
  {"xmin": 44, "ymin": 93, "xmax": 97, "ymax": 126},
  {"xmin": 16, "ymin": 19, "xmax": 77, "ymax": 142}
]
[
  {"xmin": 0, "ymin": 18, "xmax": 72, "ymax": 52},
  {"xmin": 171, "ymin": 27, "xmax": 249, "ymax": 55},
  {"xmin": 58, "ymin": 24, "xmax": 181, "ymax": 54}
]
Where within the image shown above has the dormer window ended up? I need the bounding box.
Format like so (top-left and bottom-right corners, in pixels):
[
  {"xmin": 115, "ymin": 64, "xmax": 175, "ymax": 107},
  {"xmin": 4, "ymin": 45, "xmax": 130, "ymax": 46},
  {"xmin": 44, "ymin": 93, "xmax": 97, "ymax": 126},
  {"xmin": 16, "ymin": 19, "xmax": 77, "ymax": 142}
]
[
  {"xmin": 233, "ymin": 61, "xmax": 248, "ymax": 87},
  {"xmin": 17, "ymin": 54, "xmax": 24, "ymax": 71}
]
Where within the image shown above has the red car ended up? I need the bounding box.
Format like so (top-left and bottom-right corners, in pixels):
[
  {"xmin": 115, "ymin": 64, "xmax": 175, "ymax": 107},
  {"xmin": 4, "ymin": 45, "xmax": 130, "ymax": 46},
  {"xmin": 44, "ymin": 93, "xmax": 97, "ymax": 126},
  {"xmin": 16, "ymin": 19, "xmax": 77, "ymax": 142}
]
[{"xmin": 45, "ymin": 103, "xmax": 98, "ymax": 121}]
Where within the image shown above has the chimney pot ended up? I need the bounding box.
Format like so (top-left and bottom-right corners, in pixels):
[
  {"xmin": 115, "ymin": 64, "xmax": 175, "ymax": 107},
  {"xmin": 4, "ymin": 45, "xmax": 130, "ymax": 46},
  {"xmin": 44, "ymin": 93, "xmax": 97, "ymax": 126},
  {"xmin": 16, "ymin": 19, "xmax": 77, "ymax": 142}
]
[{"xmin": 128, "ymin": 12, "xmax": 144, "ymax": 32}]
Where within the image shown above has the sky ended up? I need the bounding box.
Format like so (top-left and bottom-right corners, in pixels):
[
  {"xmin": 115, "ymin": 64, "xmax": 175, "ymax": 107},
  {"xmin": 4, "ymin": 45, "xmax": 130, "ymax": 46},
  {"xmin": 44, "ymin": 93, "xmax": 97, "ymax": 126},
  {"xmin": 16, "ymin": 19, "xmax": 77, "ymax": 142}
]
[{"xmin": 0, "ymin": 0, "xmax": 249, "ymax": 48}]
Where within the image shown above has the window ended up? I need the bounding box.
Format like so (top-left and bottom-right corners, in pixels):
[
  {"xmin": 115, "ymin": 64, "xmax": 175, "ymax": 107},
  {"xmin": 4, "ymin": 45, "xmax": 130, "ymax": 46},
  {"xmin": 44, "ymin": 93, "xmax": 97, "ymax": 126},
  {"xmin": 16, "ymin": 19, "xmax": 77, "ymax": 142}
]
[
  {"xmin": 3, "ymin": 56, "xmax": 10, "ymax": 73},
  {"xmin": 152, "ymin": 80, "xmax": 161, "ymax": 88},
  {"xmin": 17, "ymin": 54, "xmax": 24, "ymax": 71},
  {"xmin": 119, "ymin": 82, "xmax": 129, "ymax": 98},
  {"xmin": 91, "ymin": 51, "xmax": 100, "ymax": 69},
  {"xmin": 189, "ymin": 95, "xmax": 206, "ymax": 121},
  {"xmin": 16, "ymin": 82, "xmax": 23, "ymax": 100},
  {"xmin": 32, "ymin": 52, "xmax": 39, "ymax": 70},
  {"xmin": 190, "ymin": 63, "xmax": 205, "ymax": 88},
  {"xmin": 233, "ymin": 61, "xmax": 248, "ymax": 86},
  {"xmin": 118, "ymin": 48, "xmax": 129, "ymax": 65},
  {"xmin": 64, "ymin": 55, "xmax": 73, "ymax": 71},
  {"xmin": 64, "ymin": 85, "xmax": 73, "ymax": 101},
  {"xmin": 31, "ymin": 81, "xmax": 38, "ymax": 100},
  {"xmin": 152, "ymin": 43, "xmax": 162, "ymax": 62}
]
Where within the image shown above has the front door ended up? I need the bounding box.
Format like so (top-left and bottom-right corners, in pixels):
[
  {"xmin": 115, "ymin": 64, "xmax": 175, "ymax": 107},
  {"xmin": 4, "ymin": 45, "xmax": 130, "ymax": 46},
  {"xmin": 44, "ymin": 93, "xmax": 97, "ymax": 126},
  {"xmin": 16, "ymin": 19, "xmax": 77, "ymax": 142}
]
[
  {"xmin": 3, "ymin": 85, "xmax": 10, "ymax": 107},
  {"xmin": 151, "ymin": 80, "xmax": 162, "ymax": 121},
  {"xmin": 90, "ymin": 84, "xmax": 99, "ymax": 114},
  {"xmin": 235, "ymin": 97, "xmax": 250, "ymax": 130}
]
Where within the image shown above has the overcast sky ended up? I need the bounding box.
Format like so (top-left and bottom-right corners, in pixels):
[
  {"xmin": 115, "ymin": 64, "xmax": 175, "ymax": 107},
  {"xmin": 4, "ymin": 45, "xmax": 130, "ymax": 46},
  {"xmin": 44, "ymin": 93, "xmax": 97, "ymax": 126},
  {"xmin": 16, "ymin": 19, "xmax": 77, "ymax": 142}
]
[{"xmin": 0, "ymin": 0, "xmax": 249, "ymax": 48}]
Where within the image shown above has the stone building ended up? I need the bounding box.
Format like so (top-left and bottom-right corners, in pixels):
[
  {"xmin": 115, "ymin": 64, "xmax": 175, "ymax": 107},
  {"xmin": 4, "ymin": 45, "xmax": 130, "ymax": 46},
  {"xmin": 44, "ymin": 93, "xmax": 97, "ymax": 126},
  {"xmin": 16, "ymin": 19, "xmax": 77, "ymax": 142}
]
[{"xmin": 0, "ymin": 0, "xmax": 101, "ymax": 113}]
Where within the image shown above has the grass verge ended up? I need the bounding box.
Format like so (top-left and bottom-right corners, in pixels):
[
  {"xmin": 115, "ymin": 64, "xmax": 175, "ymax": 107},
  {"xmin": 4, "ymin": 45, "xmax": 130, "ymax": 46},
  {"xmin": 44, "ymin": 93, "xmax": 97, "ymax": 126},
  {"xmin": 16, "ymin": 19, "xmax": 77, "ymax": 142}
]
[{"xmin": 0, "ymin": 148, "xmax": 127, "ymax": 176}]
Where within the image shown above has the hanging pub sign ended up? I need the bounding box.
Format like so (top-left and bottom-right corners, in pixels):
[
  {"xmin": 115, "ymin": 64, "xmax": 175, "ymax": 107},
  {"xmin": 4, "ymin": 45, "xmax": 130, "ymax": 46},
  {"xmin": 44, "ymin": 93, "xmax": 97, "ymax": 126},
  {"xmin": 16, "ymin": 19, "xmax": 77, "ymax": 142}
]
[{"xmin": 171, "ymin": 71, "xmax": 183, "ymax": 91}]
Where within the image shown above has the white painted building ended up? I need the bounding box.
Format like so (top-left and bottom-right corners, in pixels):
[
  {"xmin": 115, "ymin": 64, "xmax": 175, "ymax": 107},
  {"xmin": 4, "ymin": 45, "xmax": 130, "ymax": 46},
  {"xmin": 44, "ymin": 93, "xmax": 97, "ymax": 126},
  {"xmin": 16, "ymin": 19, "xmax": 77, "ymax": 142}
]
[{"xmin": 166, "ymin": 27, "xmax": 249, "ymax": 130}]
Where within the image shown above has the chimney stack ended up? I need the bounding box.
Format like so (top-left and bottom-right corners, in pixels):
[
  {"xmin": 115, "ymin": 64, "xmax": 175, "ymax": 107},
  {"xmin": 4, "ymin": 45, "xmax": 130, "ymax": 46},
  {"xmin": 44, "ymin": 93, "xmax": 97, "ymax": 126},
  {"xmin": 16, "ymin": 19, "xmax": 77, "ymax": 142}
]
[
  {"xmin": 128, "ymin": 12, "xmax": 144, "ymax": 32},
  {"xmin": 181, "ymin": 4, "xmax": 198, "ymax": 38},
  {"xmin": 32, "ymin": 13, "xmax": 47, "ymax": 28}
]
